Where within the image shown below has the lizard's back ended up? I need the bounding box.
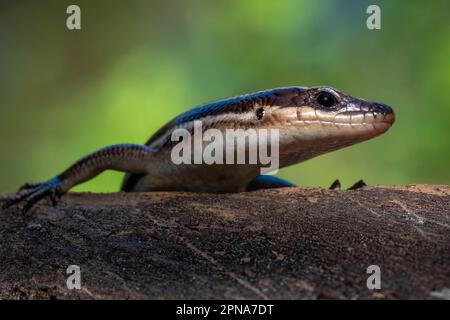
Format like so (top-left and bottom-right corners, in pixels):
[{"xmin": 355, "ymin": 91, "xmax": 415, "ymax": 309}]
[{"xmin": 121, "ymin": 88, "xmax": 288, "ymax": 192}]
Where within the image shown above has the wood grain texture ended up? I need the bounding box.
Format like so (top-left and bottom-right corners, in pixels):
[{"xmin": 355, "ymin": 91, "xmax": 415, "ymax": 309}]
[{"xmin": 0, "ymin": 185, "xmax": 449, "ymax": 299}]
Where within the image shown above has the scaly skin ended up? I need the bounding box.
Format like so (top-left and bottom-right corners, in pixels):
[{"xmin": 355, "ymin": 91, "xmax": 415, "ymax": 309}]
[{"xmin": 2, "ymin": 86, "xmax": 395, "ymax": 212}]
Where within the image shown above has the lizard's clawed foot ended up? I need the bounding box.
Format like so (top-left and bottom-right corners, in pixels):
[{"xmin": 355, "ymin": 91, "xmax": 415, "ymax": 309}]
[
  {"xmin": 329, "ymin": 179, "xmax": 341, "ymax": 190},
  {"xmin": 2, "ymin": 177, "xmax": 63, "ymax": 213},
  {"xmin": 329, "ymin": 179, "xmax": 367, "ymax": 190},
  {"xmin": 347, "ymin": 179, "xmax": 367, "ymax": 190}
]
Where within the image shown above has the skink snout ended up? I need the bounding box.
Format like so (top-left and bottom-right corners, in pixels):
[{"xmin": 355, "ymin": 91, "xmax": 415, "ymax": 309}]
[
  {"xmin": 370, "ymin": 101, "xmax": 395, "ymax": 127},
  {"xmin": 372, "ymin": 102, "xmax": 394, "ymax": 115}
]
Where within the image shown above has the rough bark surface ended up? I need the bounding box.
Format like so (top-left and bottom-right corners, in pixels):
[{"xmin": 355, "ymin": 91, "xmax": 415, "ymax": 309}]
[{"xmin": 0, "ymin": 185, "xmax": 449, "ymax": 300}]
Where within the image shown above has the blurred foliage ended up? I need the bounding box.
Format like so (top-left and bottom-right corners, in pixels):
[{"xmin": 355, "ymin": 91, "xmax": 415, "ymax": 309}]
[{"xmin": 0, "ymin": 0, "xmax": 449, "ymax": 192}]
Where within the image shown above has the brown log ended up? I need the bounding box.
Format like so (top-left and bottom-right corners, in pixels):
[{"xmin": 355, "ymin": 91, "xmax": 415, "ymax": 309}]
[{"xmin": 0, "ymin": 185, "xmax": 449, "ymax": 299}]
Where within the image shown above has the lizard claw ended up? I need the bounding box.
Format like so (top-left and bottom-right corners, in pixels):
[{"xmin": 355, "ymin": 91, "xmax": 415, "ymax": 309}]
[
  {"xmin": 2, "ymin": 177, "xmax": 63, "ymax": 213},
  {"xmin": 18, "ymin": 182, "xmax": 42, "ymax": 191},
  {"xmin": 329, "ymin": 179, "xmax": 341, "ymax": 190},
  {"xmin": 348, "ymin": 179, "xmax": 367, "ymax": 190},
  {"xmin": 49, "ymin": 188, "xmax": 62, "ymax": 207}
]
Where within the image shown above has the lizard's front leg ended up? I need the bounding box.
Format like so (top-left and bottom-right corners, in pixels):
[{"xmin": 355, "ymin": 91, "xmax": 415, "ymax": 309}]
[{"xmin": 2, "ymin": 144, "xmax": 155, "ymax": 212}]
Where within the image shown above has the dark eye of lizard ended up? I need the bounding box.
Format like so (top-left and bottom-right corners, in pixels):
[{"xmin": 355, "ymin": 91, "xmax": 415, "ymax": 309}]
[
  {"xmin": 316, "ymin": 92, "xmax": 336, "ymax": 108},
  {"xmin": 256, "ymin": 107, "xmax": 265, "ymax": 120}
]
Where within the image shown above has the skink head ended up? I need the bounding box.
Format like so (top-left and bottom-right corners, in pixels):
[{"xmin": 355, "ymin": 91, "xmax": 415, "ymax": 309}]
[
  {"xmin": 266, "ymin": 86, "xmax": 395, "ymax": 136},
  {"xmin": 263, "ymin": 86, "xmax": 395, "ymax": 165},
  {"xmin": 297, "ymin": 86, "xmax": 394, "ymax": 132}
]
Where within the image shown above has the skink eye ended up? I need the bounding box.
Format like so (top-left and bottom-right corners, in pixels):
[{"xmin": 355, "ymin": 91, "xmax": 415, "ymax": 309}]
[{"xmin": 317, "ymin": 92, "xmax": 336, "ymax": 108}]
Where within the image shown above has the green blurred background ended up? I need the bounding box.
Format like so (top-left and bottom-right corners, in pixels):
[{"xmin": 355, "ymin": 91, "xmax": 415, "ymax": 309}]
[{"xmin": 0, "ymin": 0, "xmax": 449, "ymax": 192}]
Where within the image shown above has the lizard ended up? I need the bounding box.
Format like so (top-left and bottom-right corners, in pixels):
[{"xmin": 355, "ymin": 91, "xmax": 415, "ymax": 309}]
[{"xmin": 2, "ymin": 86, "xmax": 395, "ymax": 212}]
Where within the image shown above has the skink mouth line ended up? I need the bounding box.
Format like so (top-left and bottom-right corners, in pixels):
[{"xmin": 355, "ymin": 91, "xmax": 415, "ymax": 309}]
[
  {"xmin": 339, "ymin": 111, "xmax": 391, "ymax": 116},
  {"xmin": 291, "ymin": 119, "xmax": 393, "ymax": 126}
]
